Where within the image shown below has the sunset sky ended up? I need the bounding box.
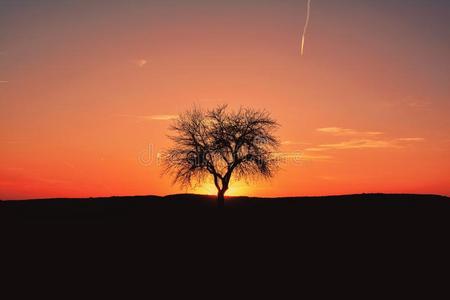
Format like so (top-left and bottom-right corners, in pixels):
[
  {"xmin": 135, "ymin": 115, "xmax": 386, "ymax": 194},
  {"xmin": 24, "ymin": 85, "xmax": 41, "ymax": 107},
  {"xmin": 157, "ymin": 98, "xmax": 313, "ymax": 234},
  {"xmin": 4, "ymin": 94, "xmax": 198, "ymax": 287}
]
[{"xmin": 1, "ymin": 0, "xmax": 449, "ymax": 199}]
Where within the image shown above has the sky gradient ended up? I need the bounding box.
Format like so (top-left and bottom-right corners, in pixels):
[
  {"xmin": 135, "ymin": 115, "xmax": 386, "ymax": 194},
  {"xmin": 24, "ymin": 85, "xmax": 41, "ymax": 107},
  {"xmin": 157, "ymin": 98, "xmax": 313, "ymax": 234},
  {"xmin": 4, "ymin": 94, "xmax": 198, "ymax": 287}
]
[{"xmin": 1, "ymin": 0, "xmax": 449, "ymax": 199}]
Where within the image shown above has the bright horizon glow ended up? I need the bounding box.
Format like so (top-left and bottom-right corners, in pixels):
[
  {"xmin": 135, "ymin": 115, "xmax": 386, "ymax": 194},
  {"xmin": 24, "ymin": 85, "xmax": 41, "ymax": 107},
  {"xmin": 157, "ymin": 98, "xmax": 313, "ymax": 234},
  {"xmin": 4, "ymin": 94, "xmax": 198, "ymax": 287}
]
[{"xmin": 193, "ymin": 180, "xmax": 253, "ymax": 197}]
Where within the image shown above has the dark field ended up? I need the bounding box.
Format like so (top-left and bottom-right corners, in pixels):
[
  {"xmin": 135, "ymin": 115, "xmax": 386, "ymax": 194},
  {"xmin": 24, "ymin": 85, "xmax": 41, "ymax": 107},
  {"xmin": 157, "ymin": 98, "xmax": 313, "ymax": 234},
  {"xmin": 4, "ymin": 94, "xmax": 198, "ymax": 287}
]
[{"xmin": 1, "ymin": 193, "xmax": 449, "ymax": 223}]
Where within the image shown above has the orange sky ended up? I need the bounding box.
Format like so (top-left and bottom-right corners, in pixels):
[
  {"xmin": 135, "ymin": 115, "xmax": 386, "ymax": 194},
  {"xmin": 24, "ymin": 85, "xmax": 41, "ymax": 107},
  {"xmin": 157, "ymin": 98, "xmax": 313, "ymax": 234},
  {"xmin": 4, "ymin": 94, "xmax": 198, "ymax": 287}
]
[{"xmin": 1, "ymin": 1, "xmax": 449, "ymax": 199}]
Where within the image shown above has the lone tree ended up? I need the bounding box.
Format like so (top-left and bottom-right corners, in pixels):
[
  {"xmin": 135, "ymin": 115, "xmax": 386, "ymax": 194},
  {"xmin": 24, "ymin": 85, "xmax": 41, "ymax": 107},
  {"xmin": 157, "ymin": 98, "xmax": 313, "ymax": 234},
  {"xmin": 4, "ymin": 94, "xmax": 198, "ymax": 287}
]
[{"xmin": 162, "ymin": 105, "xmax": 280, "ymax": 207}]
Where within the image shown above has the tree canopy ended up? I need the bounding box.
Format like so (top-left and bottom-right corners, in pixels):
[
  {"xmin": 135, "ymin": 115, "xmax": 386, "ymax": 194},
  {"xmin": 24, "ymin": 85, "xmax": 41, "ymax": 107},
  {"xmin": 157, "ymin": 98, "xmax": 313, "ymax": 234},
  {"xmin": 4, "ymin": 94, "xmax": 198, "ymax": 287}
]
[{"xmin": 162, "ymin": 105, "xmax": 280, "ymax": 207}]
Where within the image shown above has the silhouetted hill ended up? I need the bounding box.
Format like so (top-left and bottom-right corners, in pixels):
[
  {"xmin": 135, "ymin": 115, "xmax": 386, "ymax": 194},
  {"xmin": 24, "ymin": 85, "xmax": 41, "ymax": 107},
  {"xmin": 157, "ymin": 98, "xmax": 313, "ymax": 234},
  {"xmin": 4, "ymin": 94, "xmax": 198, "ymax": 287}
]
[{"xmin": 1, "ymin": 193, "xmax": 449, "ymax": 223}]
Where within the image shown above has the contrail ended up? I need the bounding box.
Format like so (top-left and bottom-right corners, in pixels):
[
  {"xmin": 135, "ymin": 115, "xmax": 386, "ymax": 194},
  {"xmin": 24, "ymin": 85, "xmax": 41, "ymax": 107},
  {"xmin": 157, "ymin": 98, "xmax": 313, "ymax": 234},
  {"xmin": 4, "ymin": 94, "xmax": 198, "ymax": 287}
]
[{"xmin": 300, "ymin": 0, "xmax": 312, "ymax": 56}]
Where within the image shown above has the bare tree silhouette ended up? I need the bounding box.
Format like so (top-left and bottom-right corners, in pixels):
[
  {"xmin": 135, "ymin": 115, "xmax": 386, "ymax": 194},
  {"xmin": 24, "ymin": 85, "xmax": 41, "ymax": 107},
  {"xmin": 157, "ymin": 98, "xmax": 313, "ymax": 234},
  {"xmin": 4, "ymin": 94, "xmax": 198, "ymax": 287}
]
[{"xmin": 162, "ymin": 105, "xmax": 280, "ymax": 207}]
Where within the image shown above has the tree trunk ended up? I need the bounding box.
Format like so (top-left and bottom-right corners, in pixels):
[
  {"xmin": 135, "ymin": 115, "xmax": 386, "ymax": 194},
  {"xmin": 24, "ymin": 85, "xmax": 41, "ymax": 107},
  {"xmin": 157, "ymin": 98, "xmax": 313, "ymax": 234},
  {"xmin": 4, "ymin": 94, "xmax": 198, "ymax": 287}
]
[{"xmin": 217, "ymin": 190, "xmax": 225, "ymax": 208}]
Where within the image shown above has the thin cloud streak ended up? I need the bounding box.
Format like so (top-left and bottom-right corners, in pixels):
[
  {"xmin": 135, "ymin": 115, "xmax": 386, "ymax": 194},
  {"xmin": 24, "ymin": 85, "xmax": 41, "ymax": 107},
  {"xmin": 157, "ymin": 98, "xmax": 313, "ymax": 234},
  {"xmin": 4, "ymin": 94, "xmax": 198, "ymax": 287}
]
[
  {"xmin": 300, "ymin": 0, "xmax": 312, "ymax": 56},
  {"xmin": 397, "ymin": 137, "xmax": 425, "ymax": 142},
  {"xmin": 115, "ymin": 114, "xmax": 178, "ymax": 121},
  {"xmin": 143, "ymin": 115, "xmax": 178, "ymax": 121},
  {"xmin": 320, "ymin": 139, "xmax": 396, "ymax": 150},
  {"xmin": 304, "ymin": 147, "xmax": 329, "ymax": 152},
  {"xmin": 300, "ymin": 154, "xmax": 333, "ymax": 161},
  {"xmin": 312, "ymin": 137, "xmax": 425, "ymax": 151},
  {"xmin": 383, "ymin": 98, "xmax": 431, "ymax": 110},
  {"xmin": 317, "ymin": 127, "xmax": 384, "ymax": 136},
  {"xmin": 281, "ymin": 140, "xmax": 311, "ymax": 146}
]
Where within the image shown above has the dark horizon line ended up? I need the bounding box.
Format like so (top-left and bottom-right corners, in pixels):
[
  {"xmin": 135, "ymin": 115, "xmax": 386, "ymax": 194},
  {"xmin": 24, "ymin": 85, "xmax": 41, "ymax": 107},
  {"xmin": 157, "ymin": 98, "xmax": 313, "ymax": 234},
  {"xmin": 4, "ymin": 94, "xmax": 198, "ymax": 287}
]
[{"xmin": 1, "ymin": 192, "xmax": 449, "ymax": 202}]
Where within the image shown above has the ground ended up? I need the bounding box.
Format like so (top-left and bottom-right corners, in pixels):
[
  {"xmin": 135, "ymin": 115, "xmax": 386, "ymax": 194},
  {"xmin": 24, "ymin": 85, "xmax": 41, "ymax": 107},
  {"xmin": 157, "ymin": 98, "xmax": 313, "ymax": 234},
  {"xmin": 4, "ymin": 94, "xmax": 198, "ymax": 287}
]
[{"xmin": 1, "ymin": 193, "xmax": 449, "ymax": 223}]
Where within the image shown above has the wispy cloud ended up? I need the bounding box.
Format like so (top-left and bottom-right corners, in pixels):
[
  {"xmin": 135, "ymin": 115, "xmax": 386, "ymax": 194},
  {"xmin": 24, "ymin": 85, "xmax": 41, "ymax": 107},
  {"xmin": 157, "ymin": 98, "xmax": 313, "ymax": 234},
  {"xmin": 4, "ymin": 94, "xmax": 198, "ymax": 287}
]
[
  {"xmin": 317, "ymin": 127, "xmax": 383, "ymax": 136},
  {"xmin": 383, "ymin": 97, "xmax": 431, "ymax": 110},
  {"xmin": 0, "ymin": 80, "xmax": 8, "ymax": 84},
  {"xmin": 131, "ymin": 59, "xmax": 148, "ymax": 68},
  {"xmin": 401, "ymin": 96, "xmax": 431, "ymax": 109},
  {"xmin": 300, "ymin": 154, "xmax": 333, "ymax": 161},
  {"xmin": 312, "ymin": 137, "xmax": 425, "ymax": 151},
  {"xmin": 317, "ymin": 127, "xmax": 356, "ymax": 135},
  {"xmin": 319, "ymin": 139, "xmax": 395, "ymax": 150},
  {"xmin": 142, "ymin": 114, "xmax": 178, "ymax": 121},
  {"xmin": 304, "ymin": 147, "xmax": 328, "ymax": 152},
  {"xmin": 274, "ymin": 151, "xmax": 302, "ymax": 160},
  {"xmin": 406, "ymin": 101, "xmax": 430, "ymax": 109},
  {"xmin": 281, "ymin": 140, "xmax": 311, "ymax": 146},
  {"xmin": 116, "ymin": 114, "xmax": 178, "ymax": 122},
  {"xmin": 397, "ymin": 137, "xmax": 425, "ymax": 142}
]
